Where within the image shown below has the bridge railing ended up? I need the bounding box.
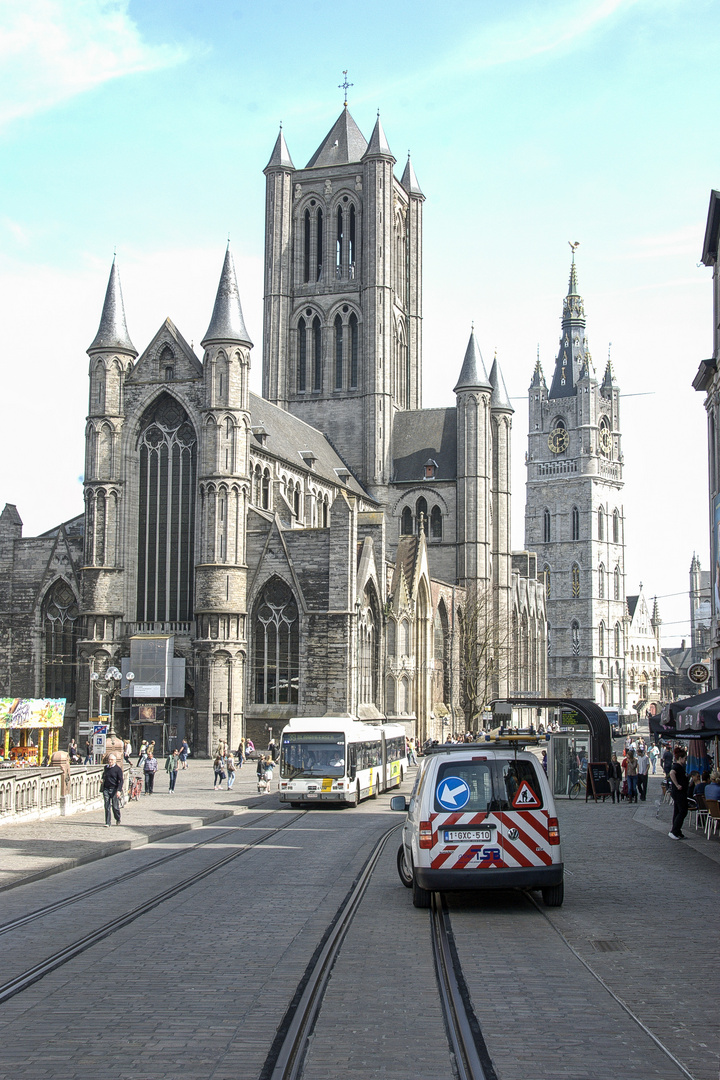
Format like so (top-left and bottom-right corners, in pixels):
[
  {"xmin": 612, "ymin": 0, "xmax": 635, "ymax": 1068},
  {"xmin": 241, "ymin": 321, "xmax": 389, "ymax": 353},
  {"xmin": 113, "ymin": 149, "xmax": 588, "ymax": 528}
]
[{"xmin": 0, "ymin": 765, "xmax": 106, "ymax": 826}]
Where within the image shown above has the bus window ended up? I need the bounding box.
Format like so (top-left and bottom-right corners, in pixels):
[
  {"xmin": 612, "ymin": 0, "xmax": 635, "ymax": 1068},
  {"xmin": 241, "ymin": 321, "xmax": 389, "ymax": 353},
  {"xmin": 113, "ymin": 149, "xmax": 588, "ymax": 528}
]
[{"xmin": 280, "ymin": 733, "xmax": 345, "ymax": 778}]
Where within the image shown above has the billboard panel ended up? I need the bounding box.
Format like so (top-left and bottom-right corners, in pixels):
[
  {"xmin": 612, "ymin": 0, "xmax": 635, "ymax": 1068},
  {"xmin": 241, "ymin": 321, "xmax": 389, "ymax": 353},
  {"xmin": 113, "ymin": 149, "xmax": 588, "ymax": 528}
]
[{"xmin": 0, "ymin": 698, "xmax": 66, "ymax": 729}]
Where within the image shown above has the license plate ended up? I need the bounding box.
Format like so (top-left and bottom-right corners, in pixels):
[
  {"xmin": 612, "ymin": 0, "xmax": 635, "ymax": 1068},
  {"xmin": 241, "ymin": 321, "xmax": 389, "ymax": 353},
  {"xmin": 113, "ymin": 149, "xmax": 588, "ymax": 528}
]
[
  {"xmin": 306, "ymin": 792, "xmax": 319, "ymax": 798},
  {"xmin": 444, "ymin": 829, "xmax": 492, "ymax": 842}
]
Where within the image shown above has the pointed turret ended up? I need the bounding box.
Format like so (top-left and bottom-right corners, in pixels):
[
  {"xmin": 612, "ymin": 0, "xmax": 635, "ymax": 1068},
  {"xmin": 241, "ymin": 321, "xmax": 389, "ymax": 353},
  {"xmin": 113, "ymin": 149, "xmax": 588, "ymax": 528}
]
[
  {"xmin": 87, "ymin": 258, "xmax": 136, "ymax": 356},
  {"xmin": 400, "ymin": 154, "xmax": 423, "ymax": 196},
  {"xmin": 489, "ymin": 354, "xmax": 513, "ymax": 412},
  {"xmin": 305, "ymin": 109, "xmax": 368, "ymax": 168},
  {"xmin": 265, "ymin": 125, "xmax": 294, "ymax": 171},
  {"xmin": 530, "ymin": 354, "xmax": 546, "ymax": 389},
  {"xmin": 651, "ymin": 597, "xmax": 661, "ymax": 628},
  {"xmin": 548, "ymin": 248, "xmax": 589, "ymax": 399},
  {"xmin": 363, "ymin": 113, "xmax": 394, "ymax": 160},
  {"xmin": 602, "ymin": 358, "xmax": 617, "ymax": 390},
  {"xmin": 454, "ymin": 329, "xmax": 491, "ymax": 392},
  {"xmin": 201, "ymin": 246, "xmax": 252, "ymax": 348}
]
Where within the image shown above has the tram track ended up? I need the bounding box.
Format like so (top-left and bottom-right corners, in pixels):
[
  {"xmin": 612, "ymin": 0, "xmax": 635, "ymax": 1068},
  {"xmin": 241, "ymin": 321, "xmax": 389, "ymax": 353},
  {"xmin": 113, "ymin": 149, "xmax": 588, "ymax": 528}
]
[
  {"xmin": 0, "ymin": 809, "xmax": 308, "ymax": 1006},
  {"xmin": 0, "ymin": 808, "xmax": 282, "ymax": 939}
]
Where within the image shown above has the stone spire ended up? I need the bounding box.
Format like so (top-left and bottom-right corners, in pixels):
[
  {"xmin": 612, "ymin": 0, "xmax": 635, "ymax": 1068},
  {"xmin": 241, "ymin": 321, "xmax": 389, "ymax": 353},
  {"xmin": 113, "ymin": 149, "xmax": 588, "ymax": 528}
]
[
  {"xmin": 454, "ymin": 328, "xmax": 491, "ymax": 392},
  {"xmin": 363, "ymin": 113, "xmax": 394, "ymax": 159},
  {"xmin": 201, "ymin": 245, "xmax": 252, "ymax": 348},
  {"xmin": 265, "ymin": 124, "xmax": 294, "ymax": 171},
  {"xmin": 305, "ymin": 109, "xmax": 368, "ymax": 168},
  {"xmin": 488, "ymin": 353, "xmax": 513, "ymax": 412},
  {"xmin": 530, "ymin": 350, "xmax": 546, "ymax": 389},
  {"xmin": 548, "ymin": 247, "xmax": 590, "ymax": 399},
  {"xmin": 400, "ymin": 153, "xmax": 423, "ymax": 196},
  {"xmin": 87, "ymin": 258, "xmax": 136, "ymax": 355}
]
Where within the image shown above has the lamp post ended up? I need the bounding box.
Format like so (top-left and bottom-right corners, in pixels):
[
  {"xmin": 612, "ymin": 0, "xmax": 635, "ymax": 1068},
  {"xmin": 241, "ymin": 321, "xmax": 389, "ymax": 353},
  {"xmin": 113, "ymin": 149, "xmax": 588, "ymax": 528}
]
[{"xmin": 90, "ymin": 665, "xmax": 135, "ymax": 760}]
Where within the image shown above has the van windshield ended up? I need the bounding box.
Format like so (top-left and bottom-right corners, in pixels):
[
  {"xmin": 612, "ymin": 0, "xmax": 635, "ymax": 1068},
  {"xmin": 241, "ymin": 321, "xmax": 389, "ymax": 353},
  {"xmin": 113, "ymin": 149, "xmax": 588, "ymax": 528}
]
[
  {"xmin": 280, "ymin": 733, "xmax": 345, "ymax": 778},
  {"xmin": 432, "ymin": 758, "xmax": 544, "ymax": 813}
]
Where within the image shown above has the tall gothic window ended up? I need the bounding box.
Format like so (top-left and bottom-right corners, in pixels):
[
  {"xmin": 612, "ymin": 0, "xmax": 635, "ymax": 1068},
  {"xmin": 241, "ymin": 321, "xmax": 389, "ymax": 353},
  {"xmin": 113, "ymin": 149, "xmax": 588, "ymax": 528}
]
[
  {"xmin": 614, "ymin": 564, "xmax": 621, "ymax": 600},
  {"xmin": 348, "ymin": 204, "xmax": 356, "ymax": 275},
  {"xmin": 43, "ymin": 580, "xmax": 79, "ymax": 700},
  {"xmin": 336, "ymin": 207, "xmax": 343, "ymax": 277},
  {"xmin": 614, "ymin": 622, "xmax": 621, "ymax": 657},
  {"xmin": 430, "ymin": 505, "xmax": 443, "ymax": 539},
  {"xmin": 572, "ymin": 506, "xmax": 580, "ymax": 541},
  {"xmin": 253, "ymin": 578, "xmax": 299, "ymax": 704},
  {"xmin": 613, "ymin": 509, "xmax": 620, "ymax": 544},
  {"xmin": 358, "ymin": 586, "xmax": 379, "ymax": 708},
  {"xmin": 136, "ymin": 394, "xmax": 196, "ymax": 622},
  {"xmin": 571, "ymin": 621, "xmax": 580, "ymax": 656},
  {"xmin": 599, "ymin": 621, "xmax": 605, "ymax": 656},
  {"xmin": 297, "ymin": 317, "xmax": 307, "ymax": 392},
  {"xmin": 334, "ymin": 315, "xmax": 343, "ymax": 388},
  {"xmin": 598, "ymin": 563, "xmax": 605, "ymax": 599},
  {"xmin": 416, "ymin": 497, "xmax": 428, "ymax": 535},
  {"xmin": 303, "ymin": 210, "xmax": 311, "ymax": 283},
  {"xmin": 544, "ymin": 565, "xmax": 551, "ymax": 599},
  {"xmin": 571, "ymin": 563, "xmax": 580, "ymax": 598},
  {"xmin": 401, "ymin": 506, "xmax": 413, "ymax": 535},
  {"xmin": 316, "ymin": 209, "xmax": 323, "ymax": 281},
  {"xmin": 313, "ymin": 316, "xmax": 322, "ymax": 391},
  {"xmin": 597, "ymin": 507, "xmax": 604, "ymax": 540},
  {"xmin": 543, "ymin": 508, "xmax": 551, "ymax": 543},
  {"xmin": 349, "ymin": 313, "xmax": 358, "ymax": 388}
]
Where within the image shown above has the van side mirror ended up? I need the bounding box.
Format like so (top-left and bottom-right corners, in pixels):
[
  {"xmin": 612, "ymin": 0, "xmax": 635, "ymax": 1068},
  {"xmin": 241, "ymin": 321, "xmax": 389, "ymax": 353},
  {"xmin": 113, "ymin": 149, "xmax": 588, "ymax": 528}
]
[{"xmin": 390, "ymin": 795, "xmax": 408, "ymax": 812}]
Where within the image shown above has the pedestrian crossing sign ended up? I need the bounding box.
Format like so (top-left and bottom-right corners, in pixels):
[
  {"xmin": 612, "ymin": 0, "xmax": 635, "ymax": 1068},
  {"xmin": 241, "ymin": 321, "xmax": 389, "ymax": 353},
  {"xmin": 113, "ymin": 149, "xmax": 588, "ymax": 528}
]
[{"xmin": 512, "ymin": 781, "xmax": 541, "ymax": 808}]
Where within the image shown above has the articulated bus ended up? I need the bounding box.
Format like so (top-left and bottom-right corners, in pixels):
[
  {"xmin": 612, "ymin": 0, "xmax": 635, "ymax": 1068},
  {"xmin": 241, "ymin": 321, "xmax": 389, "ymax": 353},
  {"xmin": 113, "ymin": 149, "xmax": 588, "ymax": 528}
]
[{"xmin": 278, "ymin": 717, "xmax": 408, "ymax": 806}]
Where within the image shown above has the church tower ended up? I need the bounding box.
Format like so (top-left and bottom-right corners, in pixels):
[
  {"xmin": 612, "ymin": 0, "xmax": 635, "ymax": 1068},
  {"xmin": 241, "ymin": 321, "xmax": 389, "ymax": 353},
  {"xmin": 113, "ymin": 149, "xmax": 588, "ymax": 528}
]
[
  {"xmin": 524, "ymin": 252, "xmax": 627, "ymax": 710},
  {"xmin": 262, "ymin": 103, "xmax": 424, "ymax": 499}
]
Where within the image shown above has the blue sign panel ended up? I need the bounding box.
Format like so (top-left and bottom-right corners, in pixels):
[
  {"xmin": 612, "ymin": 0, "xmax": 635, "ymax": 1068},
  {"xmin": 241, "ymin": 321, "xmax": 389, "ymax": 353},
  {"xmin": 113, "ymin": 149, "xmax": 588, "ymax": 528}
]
[{"xmin": 436, "ymin": 776, "xmax": 470, "ymax": 810}]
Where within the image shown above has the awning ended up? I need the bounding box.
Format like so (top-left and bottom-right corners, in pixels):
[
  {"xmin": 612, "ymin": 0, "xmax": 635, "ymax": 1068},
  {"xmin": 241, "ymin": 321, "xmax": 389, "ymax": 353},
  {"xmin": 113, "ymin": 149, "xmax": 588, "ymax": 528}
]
[{"xmin": 651, "ymin": 689, "xmax": 720, "ymax": 740}]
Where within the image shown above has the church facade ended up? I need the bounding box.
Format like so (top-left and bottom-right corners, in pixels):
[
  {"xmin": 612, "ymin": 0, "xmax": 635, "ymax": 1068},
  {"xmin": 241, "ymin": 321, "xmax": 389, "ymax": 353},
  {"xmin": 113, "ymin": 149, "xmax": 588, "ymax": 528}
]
[
  {"xmin": 524, "ymin": 254, "xmax": 629, "ymax": 713},
  {"xmin": 0, "ymin": 106, "xmax": 547, "ymax": 754}
]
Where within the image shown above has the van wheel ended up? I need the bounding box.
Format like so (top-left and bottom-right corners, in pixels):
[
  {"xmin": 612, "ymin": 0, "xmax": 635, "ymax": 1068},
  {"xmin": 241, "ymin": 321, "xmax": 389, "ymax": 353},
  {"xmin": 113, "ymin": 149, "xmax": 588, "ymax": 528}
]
[
  {"xmin": 371, "ymin": 775, "xmax": 379, "ymax": 799},
  {"xmin": 397, "ymin": 844, "xmax": 413, "ymax": 888},
  {"xmin": 542, "ymin": 880, "xmax": 564, "ymax": 907},
  {"xmin": 412, "ymin": 875, "xmax": 432, "ymax": 909}
]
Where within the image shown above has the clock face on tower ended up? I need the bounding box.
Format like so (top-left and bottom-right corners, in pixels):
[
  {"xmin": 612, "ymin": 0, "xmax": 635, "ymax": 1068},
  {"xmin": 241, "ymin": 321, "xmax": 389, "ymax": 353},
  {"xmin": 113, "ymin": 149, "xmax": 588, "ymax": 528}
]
[
  {"xmin": 599, "ymin": 420, "xmax": 612, "ymax": 456},
  {"xmin": 548, "ymin": 425, "xmax": 569, "ymax": 454}
]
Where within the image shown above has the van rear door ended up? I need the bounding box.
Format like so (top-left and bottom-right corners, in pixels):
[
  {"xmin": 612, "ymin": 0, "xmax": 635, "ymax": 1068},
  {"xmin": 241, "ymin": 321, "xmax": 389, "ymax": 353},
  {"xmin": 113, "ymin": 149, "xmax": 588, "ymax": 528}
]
[{"xmin": 493, "ymin": 759, "xmax": 554, "ymax": 869}]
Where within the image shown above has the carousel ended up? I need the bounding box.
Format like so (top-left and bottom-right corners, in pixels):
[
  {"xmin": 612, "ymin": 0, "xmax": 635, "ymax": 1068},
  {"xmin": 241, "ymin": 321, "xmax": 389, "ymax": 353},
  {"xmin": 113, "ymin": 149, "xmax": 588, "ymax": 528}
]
[{"xmin": 0, "ymin": 698, "xmax": 67, "ymax": 766}]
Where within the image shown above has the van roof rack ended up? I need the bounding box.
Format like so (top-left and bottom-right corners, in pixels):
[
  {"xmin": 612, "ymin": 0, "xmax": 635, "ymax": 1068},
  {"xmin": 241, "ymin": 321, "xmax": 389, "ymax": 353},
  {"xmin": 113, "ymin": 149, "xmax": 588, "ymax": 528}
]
[{"xmin": 423, "ymin": 735, "xmax": 544, "ymax": 755}]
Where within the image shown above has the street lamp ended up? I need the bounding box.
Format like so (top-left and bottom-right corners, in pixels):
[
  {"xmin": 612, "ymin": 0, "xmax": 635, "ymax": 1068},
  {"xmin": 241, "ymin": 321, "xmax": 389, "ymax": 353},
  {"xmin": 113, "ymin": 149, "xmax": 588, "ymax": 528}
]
[{"xmin": 90, "ymin": 665, "xmax": 135, "ymax": 737}]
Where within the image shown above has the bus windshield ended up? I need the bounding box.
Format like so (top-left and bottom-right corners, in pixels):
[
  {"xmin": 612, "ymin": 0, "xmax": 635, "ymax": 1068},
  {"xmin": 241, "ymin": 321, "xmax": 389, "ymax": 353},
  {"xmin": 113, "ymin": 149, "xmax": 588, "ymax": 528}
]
[{"xmin": 280, "ymin": 733, "xmax": 346, "ymax": 778}]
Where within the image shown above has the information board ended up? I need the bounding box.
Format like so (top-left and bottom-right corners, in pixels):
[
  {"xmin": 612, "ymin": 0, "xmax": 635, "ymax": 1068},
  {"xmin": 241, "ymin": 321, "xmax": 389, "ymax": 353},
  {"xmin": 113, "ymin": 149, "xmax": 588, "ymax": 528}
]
[{"xmin": 586, "ymin": 761, "xmax": 611, "ymax": 801}]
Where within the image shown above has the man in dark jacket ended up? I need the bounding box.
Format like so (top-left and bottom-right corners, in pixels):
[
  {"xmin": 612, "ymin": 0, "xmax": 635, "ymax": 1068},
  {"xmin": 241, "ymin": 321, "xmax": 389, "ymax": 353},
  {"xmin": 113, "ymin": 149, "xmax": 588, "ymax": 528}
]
[{"xmin": 102, "ymin": 753, "xmax": 124, "ymax": 826}]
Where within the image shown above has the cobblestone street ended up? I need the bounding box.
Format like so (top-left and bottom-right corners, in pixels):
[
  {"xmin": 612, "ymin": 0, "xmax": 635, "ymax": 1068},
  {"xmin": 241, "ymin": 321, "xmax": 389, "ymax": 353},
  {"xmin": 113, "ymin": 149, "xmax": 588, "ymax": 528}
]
[{"xmin": 0, "ymin": 765, "xmax": 716, "ymax": 1080}]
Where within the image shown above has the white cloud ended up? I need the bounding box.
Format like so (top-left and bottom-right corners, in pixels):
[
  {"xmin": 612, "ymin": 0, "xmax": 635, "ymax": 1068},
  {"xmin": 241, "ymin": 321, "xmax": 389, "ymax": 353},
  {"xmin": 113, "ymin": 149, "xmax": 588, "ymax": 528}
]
[{"xmin": 0, "ymin": 0, "xmax": 189, "ymax": 128}]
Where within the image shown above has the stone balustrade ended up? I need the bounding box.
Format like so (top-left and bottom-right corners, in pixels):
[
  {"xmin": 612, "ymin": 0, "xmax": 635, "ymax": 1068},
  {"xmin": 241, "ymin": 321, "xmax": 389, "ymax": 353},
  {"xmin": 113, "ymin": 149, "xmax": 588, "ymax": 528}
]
[{"xmin": 0, "ymin": 765, "xmax": 106, "ymax": 826}]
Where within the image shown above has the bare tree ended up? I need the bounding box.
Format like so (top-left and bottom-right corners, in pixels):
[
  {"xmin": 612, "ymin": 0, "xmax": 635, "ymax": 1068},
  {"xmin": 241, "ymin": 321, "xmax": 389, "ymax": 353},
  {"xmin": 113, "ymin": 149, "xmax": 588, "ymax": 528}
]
[{"xmin": 458, "ymin": 583, "xmax": 512, "ymax": 731}]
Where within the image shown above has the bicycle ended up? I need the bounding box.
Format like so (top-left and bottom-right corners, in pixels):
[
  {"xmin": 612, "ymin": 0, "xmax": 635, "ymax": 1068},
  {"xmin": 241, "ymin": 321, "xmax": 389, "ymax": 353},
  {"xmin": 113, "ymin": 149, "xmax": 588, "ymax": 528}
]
[
  {"xmin": 127, "ymin": 769, "xmax": 143, "ymax": 802},
  {"xmin": 568, "ymin": 774, "xmax": 586, "ymax": 799}
]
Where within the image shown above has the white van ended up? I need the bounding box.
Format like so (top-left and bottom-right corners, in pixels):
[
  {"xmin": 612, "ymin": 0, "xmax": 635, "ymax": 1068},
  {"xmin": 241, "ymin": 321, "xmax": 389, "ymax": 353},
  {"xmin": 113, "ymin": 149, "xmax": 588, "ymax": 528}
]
[{"xmin": 392, "ymin": 741, "xmax": 564, "ymax": 908}]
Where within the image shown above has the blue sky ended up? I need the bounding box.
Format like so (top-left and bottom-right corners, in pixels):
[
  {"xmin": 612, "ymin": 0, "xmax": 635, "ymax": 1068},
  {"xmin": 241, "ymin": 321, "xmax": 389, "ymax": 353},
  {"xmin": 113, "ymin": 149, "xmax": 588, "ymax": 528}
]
[{"xmin": 0, "ymin": 0, "xmax": 717, "ymax": 643}]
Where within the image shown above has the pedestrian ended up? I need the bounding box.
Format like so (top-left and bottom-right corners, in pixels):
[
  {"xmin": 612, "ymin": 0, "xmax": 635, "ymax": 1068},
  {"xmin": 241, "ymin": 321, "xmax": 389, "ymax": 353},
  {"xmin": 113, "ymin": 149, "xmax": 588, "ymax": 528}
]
[
  {"xmin": 649, "ymin": 744, "xmax": 659, "ymax": 775},
  {"xmin": 137, "ymin": 739, "xmax": 148, "ymax": 767},
  {"xmin": 661, "ymin": 743, "xmax": 673, "ymax": 778},
  {"xmin": 626, "ymin": 749, "xmax": 639, "ymax": 803},
  {"xmin": 165, "ymin": 749, "xmax": 179, "ymax": 792},
  {"xmin": 636, "ymin": 745, "xmax": 650, "ymax": 802},
  {"xmin": 541, "ymin": 749, "xmax": 548, "ymax": 775},
  {"xmin": 213, "ymin": 753, "xmax": 226, "ymax": 789},
  {"xmin": 123, "ymin": 738, "xmax": 132, "ymax": 764},
  {"xmin": 179, "ymin": 738, "xmax": 189, "ymax": 769},
  {"xmin": 143, "ymin": 750, "xmax": 158, "ymax": 794},
  {"xmin": 608, "ymin": 752, "xmax": 622, "ymax": 803},
  {"xmin": 102, "ymin": 752, "xmax": 124, "ymax": 826},
  {"xmin": 246, "ymin": 738, "xmax": 255, "ymax": 756},
  {"xmin": 227, "ymin": 753, "xmax": 236, "ymax": 789},
  {"xmin": 68, "ymin": 738, "xmax": 79, "ymax": 762},
  {"xmin": 147, "ymin": 740, "xmax": 155, "ymax": 759},
  {"xmin": 84, "ymin": 737, "xmax": 93, "ymax": 764},
  {"xmin": 668, "ymin": 746, "xmax": 689, "ymax": 840},
  {"xmin": 263, "ymin": 754, "xmax": 275, "ymax": 790}
]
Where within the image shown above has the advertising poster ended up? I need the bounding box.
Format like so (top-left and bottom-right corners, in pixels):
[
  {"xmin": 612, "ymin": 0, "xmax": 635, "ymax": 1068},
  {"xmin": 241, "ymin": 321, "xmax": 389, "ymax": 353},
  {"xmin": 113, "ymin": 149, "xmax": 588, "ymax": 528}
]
[{"xmin": 0, "ymin": 698, "xmax": 66, "ymax": 729}]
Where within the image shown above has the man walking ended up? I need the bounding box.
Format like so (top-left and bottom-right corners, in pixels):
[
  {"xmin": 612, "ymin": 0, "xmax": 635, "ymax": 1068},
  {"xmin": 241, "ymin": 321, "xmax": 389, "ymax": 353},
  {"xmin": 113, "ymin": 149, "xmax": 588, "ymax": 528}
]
[
  {"xmin": 636, "ymin": 744, "xmax": 650, "ymax": 802},
  {"xmin": 102, "ymin": 753, "xmax": 124, "ymax": 827},
  {"xmin": 144, "ymin": 749, "xmax": 158, "ymax": 795}
]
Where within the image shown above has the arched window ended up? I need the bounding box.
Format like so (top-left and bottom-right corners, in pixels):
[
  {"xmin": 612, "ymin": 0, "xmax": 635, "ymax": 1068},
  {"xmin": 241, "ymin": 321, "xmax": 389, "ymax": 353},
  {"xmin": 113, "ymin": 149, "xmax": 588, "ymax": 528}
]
[
  {"xmin": 430, "ymin": 505, "xmax": 442, "ymax": 539},
  {"xmin": 614, "ymin": 565, "xmax": 620, "ymax": 600},
  {"xmin": 293, "ymin": 483, "xmax": 301, "ymax": 519},
  {"xmin": 543, "ymin": 508, "xmax": 551, "ymax": 543},
  {"xmin": 349, "ymin": 313, "xmax": 359, "ymax": 388},
  {"xmin": 43, "ymin": 580, "xmax": 79, "ymax": 701},
  {"xmin": 303, "ymin": 209, "xmax": 311, "ymax": 283},
  {"xmin": 136, "ymin": 393, "xmax": 196, "ymax": 622},
  {"xmin": 322, "ymin": 496, "xmax": 329, "ymax": 527},
  {"xmin": 399, "ymin": 619, "xmax": 409, "ymax": 656},
  {"xmin": 599, "ymin": 622, "xmax": 605, "ymax": 656},
  {"xmin": 597, "ymin": 508, "xmax": 604, "ymax": 540},
  {"xmin": 262, "ymin": 469, "xmax": 270, "ymax": 510},
  {"xmin": 614, "ymin": 623, "xmax": 621, "ymax": 657},
  {"xmin": 613, "ymin": 509, "xmax": 620, "ymax": 544},
  {"xmin": 598, "ymin": 563, "xmax": 605, "ymax": 599},
  {"xmin": 253, "ymin": 464, "xmax": 262, "ymax": 505},
  {"xmin": 349, "ymin": 204, "xmax": 356, "ymax": 276},
  {"xmin": 416, "ymin": 497, "xmax": 428, "ymax": 534},
  {"xmin": 387, "ymin": 619, "xmax": 396, "ymax": 656},
  {"xmin": 334, "ymin": 314, "xmax": 343, "ymax": 389},
  {"xmin": 358, "ymin": 584, "xmax": 380, "ymax": 707},
  {"xmin": 401, "ymin": 506, "xmax": 413, "ymax": 535},
  {"xmin": 297, "ymin": 317, "xmax": 307, "ymax": 392},
  {"xmin": 572, "ymin": 564, "xmax": 580, "ymax": 598},
  {"xmin": 434, "ymin": 601, "xmax": 450, "ymax": 703},
  {"xmin": 316, "ymin": 209, "xmax": 323, "ymax": 281},
  {"xmin": 543, "ymin": 565, "xmax": 551, "ymax": 599},
  {"xmin": 572, "ymin": 506, "xmax": 580, "ymax": 541},
  {"xmin": 253, "ymin": 578, "xmax": 299, "ymax": 704},
  {"xmin": 312, "ymin": 316, "xmax": 322, "ymax": 391},
  {"xmin": 571, "ymin": 621, "xmax": 580, "ymax": 656},
  {"xmin": 386, "ymin": 676, "xmax": 396, "ymax": 713},
  {"xmin": 336, "ymin": 206, "xmax": 343, "ymax": 277}
]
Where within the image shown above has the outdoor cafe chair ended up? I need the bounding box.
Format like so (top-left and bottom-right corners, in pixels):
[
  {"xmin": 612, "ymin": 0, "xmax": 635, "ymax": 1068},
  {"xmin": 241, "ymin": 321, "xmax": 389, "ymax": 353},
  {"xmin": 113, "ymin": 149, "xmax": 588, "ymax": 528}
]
[
  {"xmin": 703, "ymin": 798, "xmax": 720, "ymax": 839},
  {"xmin": 691, "ymin": 793, "xmax": 709, "ymax": 832}
]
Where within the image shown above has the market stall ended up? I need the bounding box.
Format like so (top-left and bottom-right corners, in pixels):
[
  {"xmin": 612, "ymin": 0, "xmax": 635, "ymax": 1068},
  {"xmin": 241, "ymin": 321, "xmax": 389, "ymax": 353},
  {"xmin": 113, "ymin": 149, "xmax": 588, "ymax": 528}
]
[{"xmin": 0, "ymin": 698, "xmax": 67, "ymax": 766}]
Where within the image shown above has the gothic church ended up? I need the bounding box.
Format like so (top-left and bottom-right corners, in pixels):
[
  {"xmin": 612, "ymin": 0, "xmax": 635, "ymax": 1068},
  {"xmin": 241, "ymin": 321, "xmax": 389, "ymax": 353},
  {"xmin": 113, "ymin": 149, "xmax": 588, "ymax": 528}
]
[{"xmin": 0, "ymin": 105, "xmax": 547, "ymax": 752}]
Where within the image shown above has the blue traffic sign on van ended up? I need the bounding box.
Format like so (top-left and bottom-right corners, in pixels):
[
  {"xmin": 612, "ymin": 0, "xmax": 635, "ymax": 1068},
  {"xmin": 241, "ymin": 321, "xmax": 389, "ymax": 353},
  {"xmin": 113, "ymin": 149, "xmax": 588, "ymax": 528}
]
[{"xmin": 436, "ymin": 777, "xmax": 470, "ymax": 810}]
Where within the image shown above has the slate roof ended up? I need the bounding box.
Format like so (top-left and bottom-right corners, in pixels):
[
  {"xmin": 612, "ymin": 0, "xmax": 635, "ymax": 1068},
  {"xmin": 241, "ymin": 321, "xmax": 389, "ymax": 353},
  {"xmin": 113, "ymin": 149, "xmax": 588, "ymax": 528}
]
[
  {"xmin": 249, "ymin": 393, "xmax": 372, "ymax": 499},
  {"xmin": 265, "ymin": 127, "xmax": 294, "ymax": 171},
  {"xmin": 626, "ymin": 595, "xmax": 639, "ymax": 619},
  {"xmin": 39, "ymin": 514, "xmax": 85, "ymax": 539},
  {"xmin": 88, "ymin": 259, "xmax": 136, "ymax": 355},
  {"xmin": 392, "ymin": 408, "xmax": 457, "ymax": 482},
  {"xmin": 201, "ymin": 247, "xmax": 252, "ymax": 348},
  {"xmin": 305, "ymin": 109, "xmax": 368, "ymax": 168}
]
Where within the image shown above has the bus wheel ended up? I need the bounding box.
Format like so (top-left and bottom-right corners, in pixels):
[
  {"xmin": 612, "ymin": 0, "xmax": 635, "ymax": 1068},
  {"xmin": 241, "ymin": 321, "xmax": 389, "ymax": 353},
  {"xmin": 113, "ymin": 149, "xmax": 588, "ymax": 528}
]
[
  {"xmin": 371, "ymin": 775, "xmax": 379, "ymax": 799},
  {"xmin": 353, "ymin": 783, "xmax": 360, "ymax": 806}
]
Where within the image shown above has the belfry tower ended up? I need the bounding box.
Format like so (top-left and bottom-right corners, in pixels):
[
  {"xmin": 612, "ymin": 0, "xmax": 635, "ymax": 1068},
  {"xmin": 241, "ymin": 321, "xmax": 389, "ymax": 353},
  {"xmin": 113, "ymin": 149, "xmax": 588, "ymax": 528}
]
[
  {"xmin": 524, "ymin": 251, "xmax": 627, "ymax": 710},
  {"xmin": 262, "ymin": 103, "xmax": 424, "ymax": 499}
]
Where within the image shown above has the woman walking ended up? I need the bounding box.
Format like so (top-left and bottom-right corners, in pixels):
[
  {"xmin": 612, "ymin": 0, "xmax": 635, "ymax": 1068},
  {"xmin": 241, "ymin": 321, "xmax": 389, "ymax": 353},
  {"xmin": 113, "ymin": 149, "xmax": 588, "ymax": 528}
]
[
  {"xmin": 165, "ymin": 749, "xmax": 179, "ymax": 792},
  {"xmin": 668, "ymin": 746, "xmax": 689, "ymax": 840},
  {"xmin": 227, "ymin": 754, "xmax": 236, "ymax": 790},
  {"xmin": 608, "ymin": 753, "xmax": 622, "ymax": 804},
  {"xmin": 213, "ymin": 752, "xmax": 226, "ymax": 789}
]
